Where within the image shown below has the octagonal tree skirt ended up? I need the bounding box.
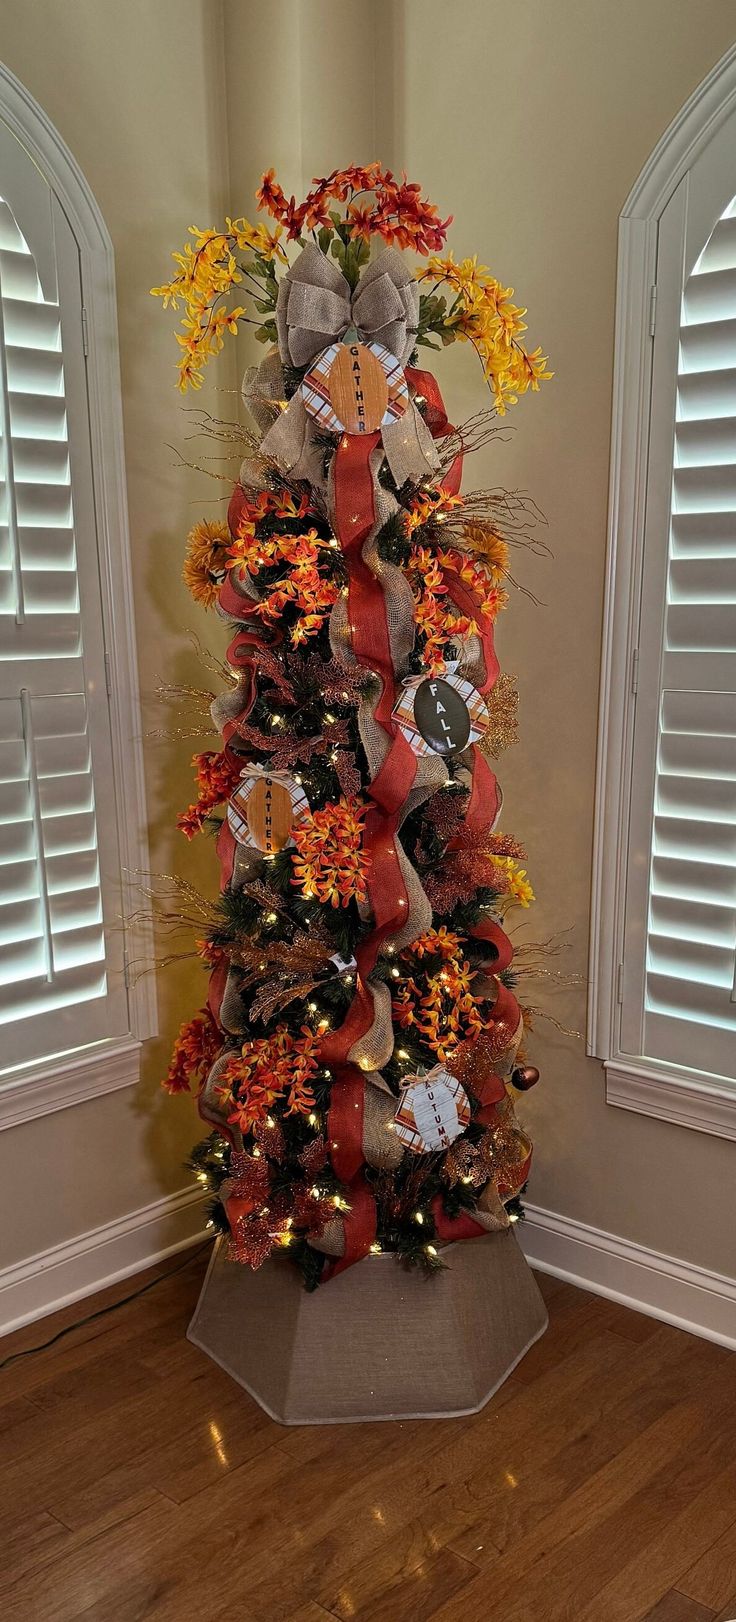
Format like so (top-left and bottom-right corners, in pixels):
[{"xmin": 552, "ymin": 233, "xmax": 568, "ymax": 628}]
[{"xmin": 187, "ymin": 1230, "xmax": 548, "ymax": 1425}]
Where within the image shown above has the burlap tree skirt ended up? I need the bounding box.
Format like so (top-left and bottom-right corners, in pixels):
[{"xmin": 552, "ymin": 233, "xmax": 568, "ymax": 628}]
[{"xmin": 187, "ymin": 1230, "xmax": 548, "ymax": 1424}]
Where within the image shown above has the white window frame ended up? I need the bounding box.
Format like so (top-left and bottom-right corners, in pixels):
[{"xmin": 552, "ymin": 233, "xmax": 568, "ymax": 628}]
[
  {"xmin": 590, "ymin": 43, "xmax": 736, "ymax": 1143},
  {"xmin": 0, "ymin": 64, "xmax": 156, "ymax": 1128}
]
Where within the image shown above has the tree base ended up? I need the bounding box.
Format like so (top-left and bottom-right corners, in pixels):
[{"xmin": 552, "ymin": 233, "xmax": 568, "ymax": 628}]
[{"xmin": 187, "ymin": 1230, "xmax": 548, "ymax": 1424}]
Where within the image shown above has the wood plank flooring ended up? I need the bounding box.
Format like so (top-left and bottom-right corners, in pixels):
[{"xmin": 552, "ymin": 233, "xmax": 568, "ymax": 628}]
[{"xmin": 1, "ymin": 1246, "xmax": 735, "ymax": 1621}]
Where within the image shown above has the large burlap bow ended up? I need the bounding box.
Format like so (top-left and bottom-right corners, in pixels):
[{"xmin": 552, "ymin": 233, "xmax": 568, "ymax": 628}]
[{"xmin": 260, "ymin": 244, "xmax": 439, "ymax": 489}]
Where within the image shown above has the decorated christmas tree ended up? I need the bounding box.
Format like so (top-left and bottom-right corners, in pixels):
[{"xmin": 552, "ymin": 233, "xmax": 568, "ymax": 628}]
[{"xmin": 153, "ymin": 164, "xmax": 551, "ymax": 1288}]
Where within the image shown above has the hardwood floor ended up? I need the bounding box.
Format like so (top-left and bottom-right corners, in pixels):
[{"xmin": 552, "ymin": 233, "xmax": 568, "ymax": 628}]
[{"xmin": 1, "ymin": 1246, "xmax": 735, "ymax": 1621}]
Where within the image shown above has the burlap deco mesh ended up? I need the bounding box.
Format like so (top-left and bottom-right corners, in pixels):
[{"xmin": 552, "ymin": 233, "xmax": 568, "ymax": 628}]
[
  {"xmin": 475, "ymin": 1184, "xmax": 511, "ymax": 1232},
  {"xmin": 363, "ymin": 1080, "xmax": 405, "ymax": 1171},
  {"xmin": 210, "ymin": 671, "xmax": 251, "ymax": 739},
  {"xmin": 456, "ymin": 629, "xmax": 492, "ymax": 695},
  {"xmin": 200, "ymin": 1048, "xmax": 242, "ymax": 1149},
  {"xmin": 244, "ymin": 356, "xmax": 330, "ymax": 502},
  {"xmin": 346, "ymin": 977, "xmax": 394, "ymax": 1073},
  {"xmin": 242, "ymin": 351, "xmax": 286, "ymax": 435},
  {"xmin": 311, "ymin": 1210, "xmax": 345, "ymax": 1259}
]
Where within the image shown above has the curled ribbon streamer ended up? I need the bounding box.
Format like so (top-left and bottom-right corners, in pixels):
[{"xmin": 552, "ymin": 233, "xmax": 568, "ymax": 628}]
[{"xmin": 321, "ymin": 432, "xmax": 419, "ymax": 1184}]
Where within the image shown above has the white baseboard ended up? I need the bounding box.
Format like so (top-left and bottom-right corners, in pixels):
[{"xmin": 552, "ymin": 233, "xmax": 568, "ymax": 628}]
[
  {"xmin": 2, "ymin": 1187, "xmax": 733, "ymax": 1355},
  {"xmin": 0, "ymin": 1185, "xmax": 209, "ymax": 1339},
  {"xmin": 520, "ymin": 1203, "xmax": 736, "ymax": 1351}
]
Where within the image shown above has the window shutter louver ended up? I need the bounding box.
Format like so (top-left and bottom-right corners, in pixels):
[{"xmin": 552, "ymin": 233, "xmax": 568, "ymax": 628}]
[
  {"xmin": 621, "ymin": 187, "xmax": 736, "ymax": 1084},
  {"xmin": 0, "ymin": 121, "xmax": 129, "ymax": 1073}
]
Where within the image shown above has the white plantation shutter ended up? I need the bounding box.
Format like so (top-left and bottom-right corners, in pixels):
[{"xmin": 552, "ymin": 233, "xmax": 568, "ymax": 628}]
[
  {"xmin": 0, "ymin": 116, "xmax": 130, "ymax": 1073},
  {"xmin": 619, "ymin": 119, "xmax": 736, "ymax": 1088}
]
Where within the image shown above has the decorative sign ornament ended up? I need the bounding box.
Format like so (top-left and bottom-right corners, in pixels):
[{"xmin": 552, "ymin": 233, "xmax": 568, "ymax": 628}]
[
  {"xmin": 227, "ymin": 767, "xmax": 309, "ymax": 855},
  {"xmin": 302, "ymin": 338, "xmax": 409, "ymax": 437},
  {"xmin": 394, "ymin": 1065, "xmax": 471, "ymax": 1154},
  {"xmin": 393, "ymin": 672, "xmax": 488, "ymax": 758}
]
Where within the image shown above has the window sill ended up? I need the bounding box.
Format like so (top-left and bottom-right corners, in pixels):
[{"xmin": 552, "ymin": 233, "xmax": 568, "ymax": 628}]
[
  {"xmin": 606, "ymin": 1057, "xmax": 736, "ymax": 1142},
  {"xmin": 0, "ymin": 1037, "xmax": 143, "ymax": 1131}
]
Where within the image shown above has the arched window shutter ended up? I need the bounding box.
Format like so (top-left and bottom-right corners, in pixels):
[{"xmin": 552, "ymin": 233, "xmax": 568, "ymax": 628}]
[
  {"xmin": 621, "ymin": 166, "xmax": 736, "ymax": 1082},
  {"xmin": 0, "ymin": 78, "xmax": 154, "ymax": 1115},
  {"xmin": 590, "ymin": 48, "xmax": 736, "ymax": 1137}
]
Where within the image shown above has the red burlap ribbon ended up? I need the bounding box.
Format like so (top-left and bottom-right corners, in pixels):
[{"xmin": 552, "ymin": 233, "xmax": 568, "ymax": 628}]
[{"xmin": 430, "ymin": 1194, "xmax": 486, "ymax": 1241}]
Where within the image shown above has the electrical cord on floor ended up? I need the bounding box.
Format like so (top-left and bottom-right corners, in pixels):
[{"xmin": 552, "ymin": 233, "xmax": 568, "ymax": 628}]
[{"xmin": 0, "ymin": 1238, "xmax": 214, "ymax": 1372}]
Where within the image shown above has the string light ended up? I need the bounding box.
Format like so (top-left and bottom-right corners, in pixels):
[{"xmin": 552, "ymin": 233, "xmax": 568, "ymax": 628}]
[
  {"xmin": 413, "ymin": 1211, "xmax": 425, "ymax": 1225},
  {"xmin": 425, "ymin": 1243, "xmax": 438, "ymax": 1258},
  {"xmin": 266, "ymin": 911, "xmax": 278, "ymax": 923},
  {"xmin": 369, "ymin": 1242, "xmax": 382, "ymax": 1254}
]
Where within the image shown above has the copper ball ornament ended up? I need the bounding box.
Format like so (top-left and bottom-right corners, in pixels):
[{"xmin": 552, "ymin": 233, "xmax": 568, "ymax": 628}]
[{"xmin": 511, "ymin": 1065, "xmax": 540, "ymax": 1092}]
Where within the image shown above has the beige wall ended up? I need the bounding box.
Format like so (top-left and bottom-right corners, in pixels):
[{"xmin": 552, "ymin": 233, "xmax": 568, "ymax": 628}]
[{"xmin": 0, "ymin": 0, "xmax": 734, "ymax": 1281}]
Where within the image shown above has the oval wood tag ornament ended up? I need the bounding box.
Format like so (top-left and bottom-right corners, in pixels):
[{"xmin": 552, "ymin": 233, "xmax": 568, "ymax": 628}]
[
  {"xmin": 328, "ymin": 341, "xmax": 389, "ymax": 434},
  {"xmin": 245, "ymin": 775, "xmax": 295, "ymax": 853},
  {"xmin": 227, "ymin": 770, "xmax": 309, "ymax": 855}
]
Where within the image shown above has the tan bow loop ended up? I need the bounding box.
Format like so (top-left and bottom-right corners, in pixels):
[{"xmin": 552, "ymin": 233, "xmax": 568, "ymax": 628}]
[
  {"xmin": 275, "ymin": 243, "xmax": 419, "ymax": 371},
  {"xmin": 256, "ymin": 242, "xmax": 438, "ymax": 488}
]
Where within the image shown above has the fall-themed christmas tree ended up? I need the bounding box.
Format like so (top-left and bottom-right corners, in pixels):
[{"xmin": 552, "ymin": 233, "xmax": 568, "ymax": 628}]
[{"xmin": 153, "ymin": 164, "xmax": 551, "ymax": 1287}]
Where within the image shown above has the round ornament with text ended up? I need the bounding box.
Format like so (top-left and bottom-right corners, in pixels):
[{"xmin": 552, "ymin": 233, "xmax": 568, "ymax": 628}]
[
  {"xmin": 302, "ymin": 338, "xmax": 408, "ymax": 437},
  {"xmin": 227, "ymin": 768, "xmax": 309, "ymax": 855},
  {"xmin": 393, "ymin": 672, "xmax": 488, "ymax": 758},
  {"xmin": 394, "ymin": 1065, "xmax": 471, "ymax": 1155}
]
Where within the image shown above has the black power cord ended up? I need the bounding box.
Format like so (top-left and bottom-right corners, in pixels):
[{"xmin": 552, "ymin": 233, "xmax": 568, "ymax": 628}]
[{"xmin": 0, "ymin": 1239, "xmax": 213, "ymax": 1372}]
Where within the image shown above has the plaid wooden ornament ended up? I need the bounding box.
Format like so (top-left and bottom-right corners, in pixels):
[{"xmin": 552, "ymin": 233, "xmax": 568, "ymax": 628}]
[
  {"xmin": 302, "ymin": 338, "xmax": 409, "ymax": 436},
  {"xmin": 393, "ymin": 672, "xmax": 488, "ymax": 757},
  {"xmin": 394, "ymin": 1065, "xmax": 471, "ymax": 1154},
  {"xmin": 227, "ymin": 767, "xmax": 309, "ymax": 855}
]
